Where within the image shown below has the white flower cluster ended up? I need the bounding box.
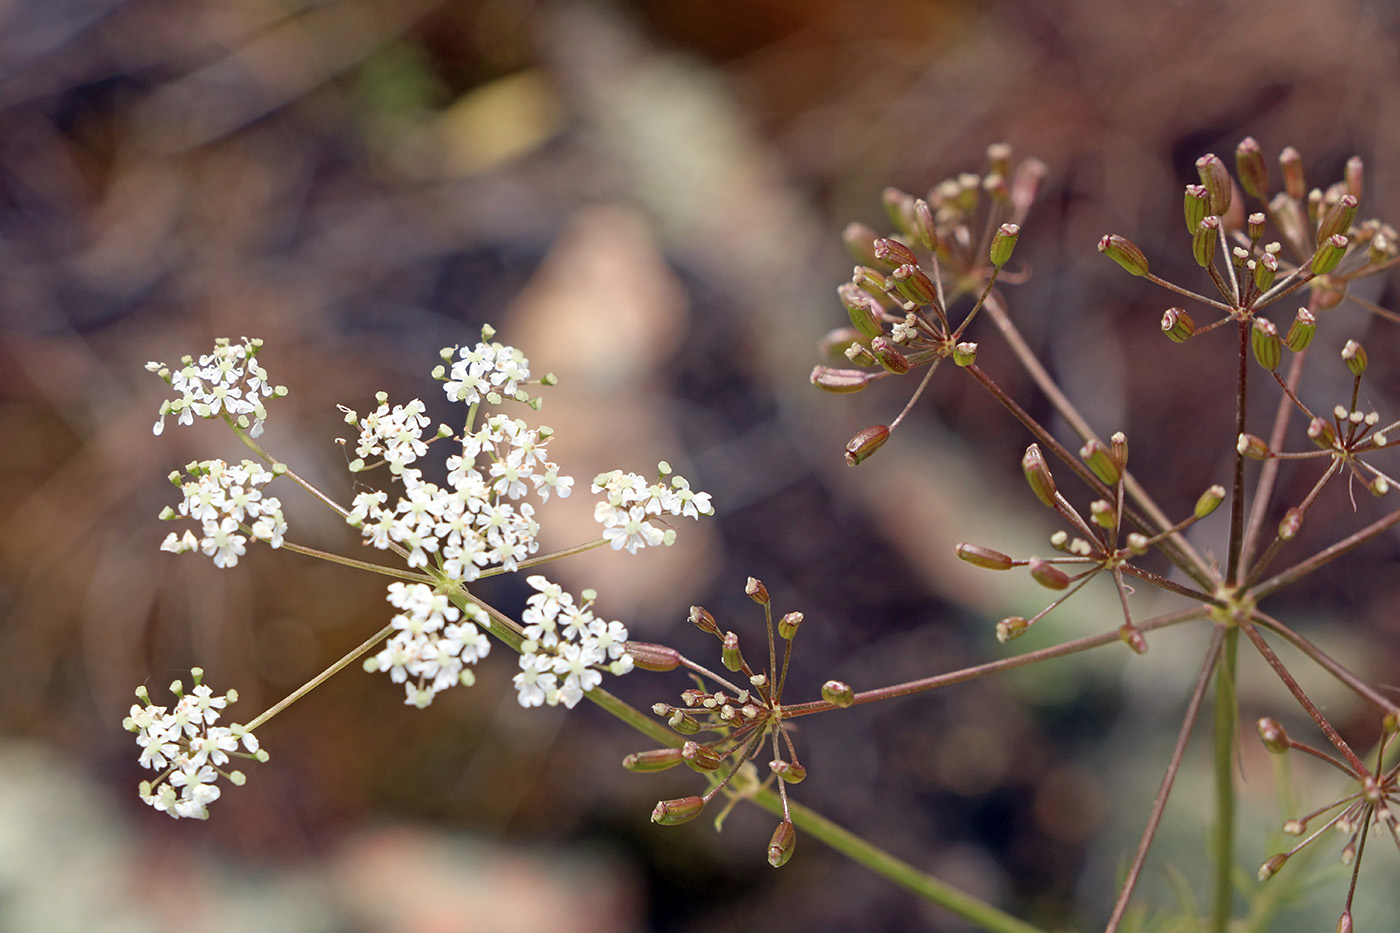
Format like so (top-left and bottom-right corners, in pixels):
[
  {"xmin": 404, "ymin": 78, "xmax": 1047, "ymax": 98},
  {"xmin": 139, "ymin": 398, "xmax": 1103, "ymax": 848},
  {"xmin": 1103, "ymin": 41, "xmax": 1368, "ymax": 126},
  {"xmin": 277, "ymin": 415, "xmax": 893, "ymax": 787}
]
[
  {"xmin": 514, "ymin": 575, "xmax": 633, "ymax": 709},
  {"xmin": 592, "ymin": 465, "xmax": 715, "ymax": 554},
  {"xmin": 340, "ymin": 393, "xmax": 434, "ymax": 475},
  {"xmin": 364, "ymin": 582, "xmax": 492, "ymax": 708},
  {"xmin": 147, "ymin": 337, "xmax": 283, "ymax": 438},
  {"xmin": 442, "ymin": 337, "xmax": 533, "ymax": 406},
  {"xmin": 347, "ymin": 412, "xmax": 572, "ymax": 575},
  {"xmin": 125, "ymin": 671, "xmax": 262, "ymax": 820},
  {"xmin": 160, "ymin": 459, "xmax": 287, "ymax": 568}
]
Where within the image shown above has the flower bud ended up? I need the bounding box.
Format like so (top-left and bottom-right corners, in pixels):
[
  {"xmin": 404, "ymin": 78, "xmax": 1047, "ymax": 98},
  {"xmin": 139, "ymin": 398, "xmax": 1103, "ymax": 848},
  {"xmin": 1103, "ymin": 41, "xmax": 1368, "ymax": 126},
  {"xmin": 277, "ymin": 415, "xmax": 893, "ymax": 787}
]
[
  {"xmin": 870, "ymin": 336, "xmax": 912, "ymax": 374},
  {"xmin": 1280, "ymin": 147, "xmax": 1305, "ymax": 201},
  {"xmin": 625, "ymin": 641, "xmax": 682, "ymax": 672},
  {"xmin": 953, "ymin": 342, "xmax": 977, "ymax": 367},
  {"xmin": 873, "ymin": 236, "xmax": 918, "ymax": 269},
  {"xmin": 1161, "ymin": 307, "xmax": 1195, "ymax": 342},
  {"xmin": 624, "ymin": 747, "xmax": 685, "ymax": 772},
  {"xmin": 1256, "ymin": 717, "xmax": 1290, "ymax": 753},
  {"xmin": 1080, "ymin": 438, "xmax": 1121, "ymax": 486},
  {"xmin": 1195, "ymin": 484, "xmax": 1226, "ymax": 518},
  {"xmin": 1098, "ymin": 234, "xmax": 1150, "ymax": 276},
  {"xmin": 889, "ymin": 264, "xmax": 938, "ymax": 308},
  {"xmin": 990, "ymin": 223, "xmax": 1020, "ymax": 267},
  {"xmin": 1235, "ymin": 137, "xmax": 1270, "ymax": 200},
  {"xmin": 1278, "ymin": 507, "xmax": 1303, "ymax": 541},
  {"xmin": 651, "ymin": 796, "xmax": 705, "ymax": 826},
  {"xmin": 721, "ymin": 631, "xmax": 745, "ymax": 671},
  {"xmin": 1342, "ymin": 339, "xmax": 1367, "ymax": 376},
  {"xmin": 777, "ymin": 611, "xmax": 803, "ymax": 640},
  {"xmin": 1309, "ymin": 233, "xmax": 1347, "ymax": 275},
  {"xmin": 996, "ymin": 616, "xmax": 1029, "ymax": 643},
  {"xmin": 954, "ymin": 543, "xmax": 1014, "ymax": 570},
  {"xmin": 767, "ymin": 819, "xmax": 797, "ymax": 868},
  {"xmin": 821, "ymin": 680, "xmax": 855, "ymax": 708},
  {"xmin": 1196, "ymin": 153, "xmax": 1232, "ymax": 216},
  {"xmin": 1251, "ymin": 318, "xmax": 1281, "ymax": 370},
  {"xmin": 1184, "ymin": 184, "xmax": 1210, "ymax": 235},
  {"xmin": 1192, "ymin": 216, "xmax": 1219, "ymax": 268},
  {"xmin": 1021, "ymin": 443, "xmax": 1057, "ymax": 507},
  {"xmin": 1257, "ymin": 852, "xmax": 1288, "ymax": 882},
  {"xmin": 1029, "ymin": 558, "xmax": 1069, "ymax": 590},
  {"xmin": 746, "ymin": 577, "xmax": 769, "ymax": 605},
  {"xmin": 1316, "ymin": 193, "xmax": 1358, "ymax": 245},
  {"xmin": 810, "ymin": 366, "xmax": 873, "ymax": 394},
  {"xmin": 841, "ymin": 222, "xmax": 881, "ymax": 267},
  {"xmin": 682, "ymin": 740, "xmax": 725, "ymax": 773},
  {"xmin": 1237, "ymin": 433, "xmax": 1271, "ymax": 460},
  {"xmin": 846, "ymin": 424, "xmax": 890, "ymax": 465}
]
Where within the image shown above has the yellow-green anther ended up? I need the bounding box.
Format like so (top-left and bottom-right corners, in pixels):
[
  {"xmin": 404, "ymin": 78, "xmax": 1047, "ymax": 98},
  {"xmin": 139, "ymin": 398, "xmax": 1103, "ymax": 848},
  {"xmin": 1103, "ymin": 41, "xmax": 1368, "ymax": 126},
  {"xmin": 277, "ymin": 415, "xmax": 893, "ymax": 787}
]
[
  {"xmin": 990, "ymin": 222, "xmax": 1020, "ymax": 267},
  {"xmin": 1280, "ymin": 146, "xmax": 1305, "ymax": 201},
  {"xmin": 767, "ymin": 820, "xmax": 797, "ymax": 868},
  {"xmin": 821, "ymin": 679, "xmax": 855, "ymax": 708},
  {"xmin": 1080, "ymin": 438, "xmax": 1121, "ymax": 485},
  {"xmin": 881, "ymin": 187, "xmax": 916, "ymax": 236},
  {"xmin": 845, "ymin": 424, "xmax": 890, "ymax": 465},
  {"xmin": 844, "ymin": 343, "xmax": 878, "ymax": 367},
  {"xmin": 1195, "ymin": 484, "xmax": 1226, "ymax": 518},
  {"xmin": 1090, "ymin": 499, "xmax": 1115, "ymax": 529},
  {"xmin": 623, "ymin": 748, "xmax": 685, "ymax": 772},
  {"xmin": 1256, "ymin": 717, "xmax": 1289, "ymax": 753},
  {"xmin": 682, "ymin": 740, "xmax": 725, "ymax": 773},
  {"xmin": 1192, "ymin": 216, "xmax": 1219, "ymax": 267},
  {"xmin": 1343, "ymin": 338, "xmax": 1367, "ymax": 375},
  {"xmin": 953, "ymin": 342, "xmax": 977, "ymax": 367},
  {"xmin": 1184, "ymin": 184, "xmax": 1209, "ymax": 234},
  {"xmin": 1251, "ymin": 318, "xmax": 1281, "ymax": 370},
  {"xmin": 1254, "ymin": 251, "xmax": 1277, "ymax": 291},
  {"xmin": 1161, "ymin": 307, "xmax": 1195, "ymax": 342},
  {"xmin": 889, "ymin": 263, "xmax": 938, "ymax": 307},
  {"xmin": 1309, "ymin": 233, "xmax": 1347, "ymax": 274},
  {"xmin": 1278, "ymin": 507, "xmax": 1303, "ymax": 541},
  {"xmin": 651, "ymin": 796, "xmax": 705, "ymax": 826},
  {"xmin": 1346, "ymin": 155, "xmax": 1364, "ymax": 199},
  {"xmin": 954, "ymin": 543, "xmax": 1015, "ymax": 570},
  {"xmin": 1316, "ymin": 193, "xmax": 1358, "ymax": 244},
  {"xmin": 1284, "ymin": 308, "xmax": 1315, "ymax": 351},
  {"xmin": 873, "ymin": 237, "xmax": 918, "ymax": 269},
  {"xmin": 745, "ymin": 577, "xmax": 769, "ymax": 605},
  {"xmin": 1237, "ymin": 433, "xmax": 1271, "ymax": 460},
  {"xmin": 810, "ymin": 366, "xmax": 873, "ymax": 394},
  {"xmin": 870, "ymin": 336, "xmax": 911, "ymax": 374},
  {"xmin": 1307, "ymin": 417, "xmax": 1336, "ymax": 449},
  {"xmin": 987, "ymin": 141, "xmax": 1012, "ymax": 177},
  {"xmin": 626, "ymin": 642, "xmax": 682, "ymax": 671},
  {"xmin": 777, "ymin": 611, "xmax": 803, "ymax": 640},
  {"xmin": 1235, "ymin": 137, "xmax": 1270, "ymax": 200},
  {"xmin": 720, "ymin": 631, "xmax": 744, "ymax": 671},
  {"xmin": 1195, "ymin": 152, "xmax": 1232, "ymax": 216},
  {"xmin": 996, "ymin": 617, "xmax": 1029, "ymax": 643},
  {"xmin": 841, "ymin": 222, "xmax": 881, "ymax": 266},
  {"xmin": 1029, "ymin": 558, "xmax": 1069, "ymax": 590},
  {"xmin": 1098, "ymin": 234, "xmax": 1150, "ymax": 275},
  {"xmin": 1021, "ymin": 443, "xmax": 1057, "ymax": 507},
  {"xmin": 913, "ymin": 199, "xmax": 936, "ymax": 252}
]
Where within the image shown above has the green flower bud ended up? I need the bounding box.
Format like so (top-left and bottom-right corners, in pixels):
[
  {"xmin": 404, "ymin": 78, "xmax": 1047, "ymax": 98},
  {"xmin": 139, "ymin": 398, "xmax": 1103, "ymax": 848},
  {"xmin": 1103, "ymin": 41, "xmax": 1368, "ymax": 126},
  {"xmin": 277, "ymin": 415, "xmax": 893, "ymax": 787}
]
[
  {"xmin": 651, "ymin": 796, "xmax": 705, "ymax": 826},
  {"xmin": 1184, "ymin": 184, "xmax": 1209, "ymax": 235},
  {"xmin": 623, "ymin": 748, "xmax": 685, "ymax": 772},
  {"xmin": 873, "ymin": 237, "xmax": 918, "ymax": 269},
  {"xmin": 1256, "ymin": 717, "xmax": 1289, "ymax": 753},
  {"xmin": 1192, "ymin": 216, "xmax": 1220, "ymax": 268},
  {"xmin": 845, "ymin": 424, "xmax": 890, "ymax": 465},
  {"xmin": 625, "ymin": 641, "xmax": 681, "ymax": 672},
  {"xmin": 841, "ymin": 222, "xmax": 881, "ymax": 267},
  {"xmin": 1195, "ymin": 153, "xmax": 1232, "ymax": 216},
  {"xmin": 1080, "ymin": 437, "xmax": 1121, "ymax": 485},
  {"xmin": 810, "ymin": 366, "xmax": 873, "ymax": 394},
  {"xmin": 1235, "ymin": 137, "xmax": 1270, "ymax": 200},
  {"xmin": 1021, "ymin": 443, "xmax": 1057, "ymax": 507},
  {"xmin": 1029, "ymin": 558, "xmax": 1069, "ymax": 590},
  {"xmin": 1098, "ymin": 234, "xmax": 1150, "ymax": 275},
  {"xmin": 989, "ymin": 222, "xmax": 1020, "ymax": 267},
  {"xmin": 1342, "ymin": 339, "xmax": 1367, "ymax": 375},
  {"xmin": 1316, "ymin": 193, "xmax": 1358, "ymax": 245},
  {"xmin": 953, "ymin": 342, "xmax": 978, "ymax": 367},
  {"xmin": 1161, "ymin": 307, "xmax": 1195, "ymax": 343},
  {"xmin": 777, "ymin": 611, "xmax": 803, "ymax": 640},
  {"xmin": 767, "ymin": 819, "xmax": 797, "ymax": 868},
  {"xmin": 1279, "ymin": 147, "xmax": 1305, "ymax": 201},
  {"xmin": 821, "ymin": 680, "xmax": 855, "ymax": 708},
  {"xmin": 995, "ymin": 616, "xmax": 1029, "ymax": 643},
  {"xmin": 954, "ymin": 543, "xmax": 1014, "ymax": 570},
  {"xmin": 1251, "ymin": 317, "xmax": 1281, "ymax": 370},
  {"xmin": 1309, "ymin": 233, "xmax": 1347, "ymax": 275},
  {"xmin": 1195, "ymin": 484, "xmax": 1226, "ymax": 518},
  {"xmin": 871, "ymin": 336, "xmax": 912, "ymax": 374},
  {"xmin": 1284, "ymin": 308, "xmax": 1315, "ymax": 351}
]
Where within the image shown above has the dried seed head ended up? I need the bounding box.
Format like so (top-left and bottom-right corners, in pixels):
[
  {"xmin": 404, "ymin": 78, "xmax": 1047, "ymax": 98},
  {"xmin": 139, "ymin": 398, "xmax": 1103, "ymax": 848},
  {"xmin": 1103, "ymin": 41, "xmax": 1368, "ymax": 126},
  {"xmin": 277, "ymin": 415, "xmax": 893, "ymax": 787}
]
[
  {"xmin": 845, "ymin": 424, "xmax": 891, "ymax": 465},
  {"xmin": 1161, "ymin": 307, "xmax": 1195, "ymax": 343},
  {"xmin": 1235, "ymin": 137, "xmax": 1270, "ymax": 200},
  {"xmin": 767, "ymin": 819, "xmax": 797, "ymax": 868},
  {"xmin": 821, "ymin": 680, "xmax": 855, "ymax": 708},
  {"xmin": 1098, "ymin": 234, "xmax": 1150, "ymax": 276},
  {"xmin": 955, "ymin": 543, "xmax": 1015, "ymax": 570},
  {"xmin": 1196, "ymin": 153, "xmax": 1232, "ymax": 216}
]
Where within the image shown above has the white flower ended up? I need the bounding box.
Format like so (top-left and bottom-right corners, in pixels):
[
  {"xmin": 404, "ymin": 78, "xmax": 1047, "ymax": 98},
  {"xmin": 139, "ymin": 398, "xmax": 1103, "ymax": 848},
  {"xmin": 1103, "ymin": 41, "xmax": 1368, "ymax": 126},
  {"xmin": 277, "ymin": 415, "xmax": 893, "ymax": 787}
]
[{"xmin": 149, "ymin": 338, "xmax": 281, "ymax": 437}]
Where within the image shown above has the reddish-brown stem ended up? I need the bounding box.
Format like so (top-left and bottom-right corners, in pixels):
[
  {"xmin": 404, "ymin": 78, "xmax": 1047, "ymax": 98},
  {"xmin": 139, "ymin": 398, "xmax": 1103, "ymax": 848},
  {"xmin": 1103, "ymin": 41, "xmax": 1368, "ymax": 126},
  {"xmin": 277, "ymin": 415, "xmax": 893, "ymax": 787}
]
[{"xmin": 1251, "ymin": 611, "xmax": 1400, "ymax": 719}]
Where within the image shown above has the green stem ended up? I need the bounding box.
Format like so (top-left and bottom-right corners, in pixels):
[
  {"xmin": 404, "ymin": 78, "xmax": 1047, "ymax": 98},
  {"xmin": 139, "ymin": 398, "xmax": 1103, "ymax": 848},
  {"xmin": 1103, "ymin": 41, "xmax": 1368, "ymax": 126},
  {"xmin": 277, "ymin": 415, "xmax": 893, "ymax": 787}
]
[{"xmin": 1211, "ymin": 626, "xmax": 1238, "ymax": 933}]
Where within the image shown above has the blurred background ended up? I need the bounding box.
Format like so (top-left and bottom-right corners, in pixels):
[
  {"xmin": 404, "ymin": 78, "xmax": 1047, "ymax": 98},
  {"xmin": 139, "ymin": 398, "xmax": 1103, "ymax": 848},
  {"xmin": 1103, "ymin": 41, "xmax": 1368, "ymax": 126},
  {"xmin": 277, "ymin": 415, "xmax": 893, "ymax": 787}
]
[{"xmin": 5, "ymin": 0, "xmax": 1400, "ymax": 930}]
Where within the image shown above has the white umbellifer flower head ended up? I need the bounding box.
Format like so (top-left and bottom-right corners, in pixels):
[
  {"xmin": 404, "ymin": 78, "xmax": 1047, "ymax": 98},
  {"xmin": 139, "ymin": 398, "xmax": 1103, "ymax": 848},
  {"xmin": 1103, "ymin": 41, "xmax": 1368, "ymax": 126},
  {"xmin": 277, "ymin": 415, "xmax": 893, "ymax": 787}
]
[
  {"xmin": 147, "ymin": 338, "xmax": 285, "ymax": 438},
  {"xmin": 591, "ymin": 463, "xmax": 714, "ymax": 554},
  {"xmin": 125, "ymin": 669, "xmax": 263, "ymax": 820},
  {"xmin": 158, "ymin": 459, "xmax": 287, "ymax": 569},
  {"xmin": 364, "ymin": 583, "xmax": 489, "ymax": 707},
  {"xmin": 440, "ymin": 328, "xmax": 536, "ymax": 407},
  {"xmin": 512, "ymin": 574, "xmax": 632, "ymax": 709}
]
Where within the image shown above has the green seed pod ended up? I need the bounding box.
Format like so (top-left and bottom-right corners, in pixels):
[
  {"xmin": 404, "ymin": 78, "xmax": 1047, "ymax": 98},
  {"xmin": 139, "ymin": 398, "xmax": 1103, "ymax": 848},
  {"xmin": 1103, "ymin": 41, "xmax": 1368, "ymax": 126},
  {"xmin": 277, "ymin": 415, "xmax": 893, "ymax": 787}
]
[
  {"xmin": 852, "ymin": 265, "xmax": 890, "ymax": 301},
  {"xmin": 623, "ymin": 748, "xmax": 685, "ymax": 772},
  {"xmin": 1307, "ymin": 417, "xmax": 1336, "ymax": 449},
  {"xmin": 995, "ymin": 616, "xmax": 1029, "ymax": 643},
  {"xmin": 1316, "ymin": 193, "xmax": 1358, "ymax": 245},
  {"xmin": 1195, "ymin": 484, "xmax": 1226, "ymax": 518},
  {"xmin": 1310, "ymin": 233, "xmax": 1348, "ymax": 275},
  {"xmin": 1257, "ymin": 853, "xmax": 1289, "ymax": 883},
  {"xmin": 844, "ymin": 343, "xmax": 878, "ymax": 367},
  {"xmin": 1080, "ymin": 437, "xmax": 1121, "ymax": 485},
  {"xmin": 1254, "ymin": 251, "xmax": 1278, "ymax": 292},
  {"xmin": 1021, "ymin": 443, "xmax": 1057, "ymax": 507},
  {"xmin": 1196, "ymin": 153, "xmax": 1232, "ymax": 216},
  {"xmin": 1098, "ymin": 234, "xmax": 1150, "ymax": 276},
  {"xmin": 689, "ymin": 605, "xmax": 720, "ymax": 635},
  {"xmin": 845, "ymin": 424, "xmax": 891, "ymax": 465},
  {"xmin": 821, "ymin": 680, "xmax": 855, "ymax": 708},
  {"xmin": 777, "ymin": 611, "xmax": 803, "ymax": 640},
  {"xmin": 839, "ymin": 284, "xmax": 884, "ymax": 338},
  {"xmin": 810, "ymin": 366, "xmax": 873, "ymax": 394},
  {"xmin": 1279, "ymin": 147, "xmax": 1305, "ymax": 201},
  {"xmin": 889, "ymin": 263, "xmax": 938, "ymax": 307},
  {"xmin": 873, "ymin": 237, "xmax": 918, "ymax": 269},
  {"xmin": 1251, "ymin": 318, "xmax": 1281, "ymax": 370},
  {"xmin": 1342, "ymin": 339, "xmax": 1367, "ymax": 375},
  {"xmin": 1028, "ymin": 558, "xmax": 1069, "ymax": 590},
  {"xmin": 881, "ymin": 188, "xmax": 916, "ymax": 236},
  {"xmin": 767, "ymin": 819, "xmax": 797, "ymax": 868},
  {"xmin": 651, "ymin": 796, "xmax": 705, "ymax": 826},
  {"xmin": 682, "ymin": 740, "xmax": 725, "ymax": 773},
  {"xmin": 625, "ymin": 641, "xmax": 682, "ymax": 672},
  {"xmin": 1284, "ymin": 308, "xmax": 1315, "ymax": 351},
  {"xmin": 1161, "ymin": 307, "xmax": 1195, "ymax": 342},
  {"xmin": 1256, "ymin": 717, "xmax": 1290, "ymax": 753},
  {"xmin": 912, "ymin": 199, "xmax": 936, "ymax": 252},
  {"xmin": 1090, "ymin": 499, "xmax": 1116, "ymax": 529},
  {"xmin": 1192, "ymin": 216, "xmax": 1220, "ymax": 268},
  {"xmin": 989, "ymin": 222, "xmax": 1020, "ymax": 267},
  {"xmin": 870, "ymin": 336, "xmax": 912, "ymax": 374},
  {"xmin": 1237, "ymin": 433, "xmax": 1271, "ymax": 460},
  {"xmin": 1247, "ymin": 211, "xmax": 1266, "ymax": 241},
  {"xmin": 841, "ymin": 222, "xmax": 881, "ymax": 267},
  {"xmin": 1184, "ymin": 184, "xmax": 1209, "ymax": 235},
  {"xmin": 952, "ymin": 341, "xmax": 977, "ymax": 367},
  {"xmin": 986, "ymin": 141, "xmax": 1012, "ymax": 177},
  {"xmin": 1235, "ymin": 137, "xmax": 1270, "ymax": 200},
  {"xmin": 954, "ymin": 543, "xmax": 1014, "ymax": 570},
  {"xmin": 745, "ymin": 577, "xmax": 769, "ymax": 605}
]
